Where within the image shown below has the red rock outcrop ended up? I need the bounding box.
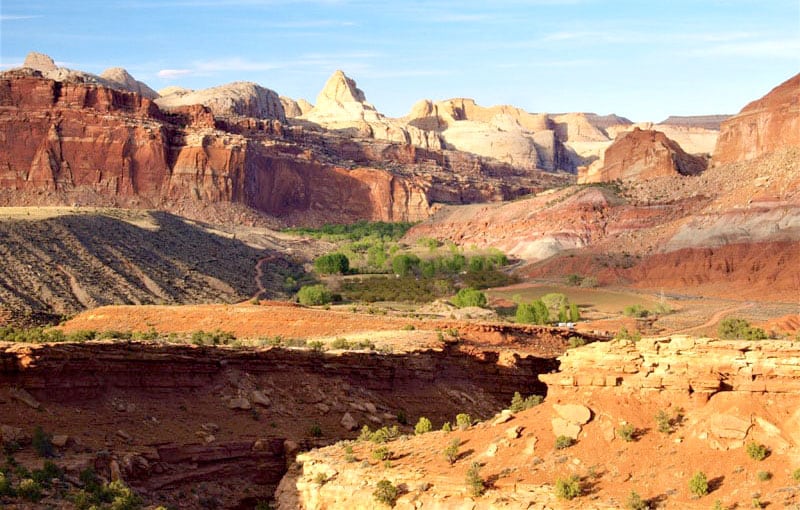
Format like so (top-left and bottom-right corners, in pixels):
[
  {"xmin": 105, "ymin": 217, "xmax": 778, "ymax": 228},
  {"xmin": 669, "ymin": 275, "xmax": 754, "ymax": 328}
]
[
  {"xmin": 714, "ymin": 72, "xmax": 800, "ymax": 164},
  {"xmin": 0, "ymin": 71, "xmax": 567, "ymax": 226},
  {"xmin": 579, "ymin": 127, "xmax": 708, "ymax": 183}
]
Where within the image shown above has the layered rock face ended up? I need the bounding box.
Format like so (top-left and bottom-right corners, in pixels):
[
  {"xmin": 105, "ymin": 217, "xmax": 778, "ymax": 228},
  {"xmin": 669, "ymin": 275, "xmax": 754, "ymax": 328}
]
[
  {"xmin": 578, "ymin": 128, "xmax": 708, "ymax": 183},
  {"xmin": 300, "ymin": 70, "xmax": 441, "ymax": 149},
  {"xmin": 714, "ymin": 72, "xmax": 800, "ymax": 164},
  {"xmin": 0, "ymin": 69, "xmax": 566, "ymax": 226},
  {"xmin": 156, "ymin": 81, "xmax": 286, "ymax": 120},
  {"xmin": 406, "ymin": 97, "xmax": 577, "ymax": 171},
  {"xmin": 0, "ymin": 340, "xmax": 559, "ymax": 507},
  {"xmin": 280, "ymin": 336, "xmax": 800, "ymax": 509}
]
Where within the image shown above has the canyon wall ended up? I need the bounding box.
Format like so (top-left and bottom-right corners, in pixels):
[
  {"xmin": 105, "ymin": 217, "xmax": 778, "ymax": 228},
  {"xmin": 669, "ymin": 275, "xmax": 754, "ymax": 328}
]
[
  {"xmin": 714, "ymin": 72, "xmax": 800, "ymax": 164},
  {"xmin": 0, "ymin": 70, "xmax": 566, "ymax": 227},
  {"xmin": 0, "ymin": 340, "xmax": 558, "ymax": 507}
]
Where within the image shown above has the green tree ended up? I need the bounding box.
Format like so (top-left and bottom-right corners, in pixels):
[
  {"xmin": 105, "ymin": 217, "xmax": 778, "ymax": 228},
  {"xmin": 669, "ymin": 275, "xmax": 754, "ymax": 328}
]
[
  {"xmin": 452, "ymin": 288, "xmax": 487, "ymax": 308},
  {"xmin": 541, "ymin": 293, "xmax": 568, "ymax": 315},
  {"xmin": 391, "ymin": 254, "xmax": 420, "ymax": 277},
  {"xmin": 465, "ymin": 462, "xmax": 485, "ymax": 497},
  {"xmin": 297, "ymin": 284, "xmax": 333, "ymax": 306},
  {"xmin": 515, "ymin": 300, "xmax": 550, "ymax": 325},
  {"xmin": 373, "ymin": 479, "xmax": 399, "ymax": 507},
  {"xmin": 569, "ymin": 303, "xmax": 580, "ymax": 321},
  {"xmin": 314, "ymin": 252, "xmax": 350, "ymax": 275}
]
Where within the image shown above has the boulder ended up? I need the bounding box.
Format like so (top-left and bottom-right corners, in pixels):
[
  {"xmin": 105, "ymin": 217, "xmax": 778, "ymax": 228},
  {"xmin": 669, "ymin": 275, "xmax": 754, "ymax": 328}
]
[
  {"xmin": 340, "ymin": 412, "xmax": 358, "ymax": 431},
  {"xmin": 553, "ymin": 404, "xmax": 592, "ymax": 425},
  {"xmin": 228, "ymin": 397, "xmax": 252, "ymax": 410},
  {"xmin": 10, "ymin": 387, "xmax": 40, "ymax": 409},
  {"xmin": 505, "ymin": 425, "xmax": 523, "ymax": 440},
  {"xmin": 251, "ymin": 390, "xmax": 271, "ymax": 407},
  {"xmin": 551, "ymin": 417, "xmax": 581, "ymax": 440}
]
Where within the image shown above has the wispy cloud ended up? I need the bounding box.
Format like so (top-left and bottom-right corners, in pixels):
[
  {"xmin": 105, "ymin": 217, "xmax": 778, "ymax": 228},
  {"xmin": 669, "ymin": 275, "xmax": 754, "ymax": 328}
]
[
  {"xmin": 155, "ymin": 51, "xmax": 382, "ymax": 79},
  {"xmin": 157, "ymin": 68, "xmax": 193, "ymax": 78},
  {"xmin": 0, "ymin": 14, "xmax": 43, "ymax": 21},
  {"xmin": 688, "ymin": 38, "xmax": 800, "ymax": 58},
  {"xmin": 260, "ymin": 19, "xmax": 356, "ymax": 28}
]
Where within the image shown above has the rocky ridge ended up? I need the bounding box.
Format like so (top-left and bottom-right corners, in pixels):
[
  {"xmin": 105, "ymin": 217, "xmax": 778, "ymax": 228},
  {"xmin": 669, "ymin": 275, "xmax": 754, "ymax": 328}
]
[
  {"xmin": 0, "ymin": 335, "xmax": 563, "ymax": 508},
  {"xmin": 0, "ymin": 65, "xmax": 567, "ymax": 227},
  {"xmin": 578, "ymin": 128, "xmax": 708, "ymax": 183},
  {"xmin": 714, "ymin": 72, "xmax": 800, "ymax": 164},
  {"xmin": 279, "ymin": 335, "xmax": 800, "ymax": 509}
]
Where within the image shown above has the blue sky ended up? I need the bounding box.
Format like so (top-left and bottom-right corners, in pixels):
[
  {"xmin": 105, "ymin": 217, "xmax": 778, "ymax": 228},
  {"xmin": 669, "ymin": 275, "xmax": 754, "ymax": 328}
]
[{"xmin": 1, "ymin": 0, "xmax": 798, "ymax": 121}]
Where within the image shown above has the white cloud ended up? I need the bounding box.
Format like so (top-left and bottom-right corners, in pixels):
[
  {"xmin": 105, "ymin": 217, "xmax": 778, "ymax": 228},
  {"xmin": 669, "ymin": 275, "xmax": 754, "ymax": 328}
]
[
  {"xmin": 688, "ymin": 38, "xmax": 800, "ymax": 58},
  {"xmin": 157, "ymin": 68, "xmax": 193, "ymax": 78},
  {"xmin": 0, "ymin": 15, "xmax": 43, "ymax": 21}
]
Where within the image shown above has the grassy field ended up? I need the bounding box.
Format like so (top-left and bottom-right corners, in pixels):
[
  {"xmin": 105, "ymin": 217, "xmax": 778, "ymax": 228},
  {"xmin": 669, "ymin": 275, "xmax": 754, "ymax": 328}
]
[{"xmin": 489, "ymin": 283, "xmax": 666, "ymax": 315}]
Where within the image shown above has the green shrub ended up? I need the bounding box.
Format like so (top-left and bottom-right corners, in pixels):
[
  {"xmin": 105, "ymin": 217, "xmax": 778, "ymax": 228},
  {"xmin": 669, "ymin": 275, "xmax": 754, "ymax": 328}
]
[
  {"xmin": 655, "ymin": 410, "xmax": 671, "ymax": 434},
  {"xmin": 757, "ymin": 470, "xmax": 771, "ymax": 481},
  {"xmin": 297, "ymin": 284, "xmax": 333, "ymax": 306},
  {"xmin": 618, "ymin": 423, "xmax": 637, "ymax": 442},
  {"xmin": 443, "ymin": 438, "xmax": 460, "ymax": 465},
  {"xmin": 624, "ymin": 305, "xmax": 650, "ymax": 318},
  {"xmin": 465, "ymin": 462, "xmax": 485, "ymax": 497},
  {"xmin": 391, "ymin": 254, "xmax": 420, "ymax": 277},
  {"xmin": 565, "ymin": 274, "xmax": 583, "ymax": 286},
  {"xmin": 414, "ymin": 417, "xmax": 432, "ymax": 435},
  {"xmin": 32, "ymin": 426, "xmax": 54, "ymax": 458},
  {"xmin": 441, "ymin": 422, "xmax": 452, "ymax": 432},
  {"xmin": 314, "ymin": 253, "xmax": 350, "ymax": 275},
  {"xmin": 580, "ymin": 276, "xmax": 598, "ymax": 288},
  {"xmin": 746, "ymin": 442, "xmax": 768, "ymax": 461},
  {"xmin": 285, "ymin": 221, "xmax": 414, "ymax": 242},
  {"xmin": 16, "ymin": 478, "xmax": 43, "ymax": 502},
  {"xmin": 509, "ymin": 392, "xmax": 543, "ymax": 412},
  {"xmin": 567, "ymin": 336, "xmax": 586, "ymax": 348},
  {"xmin": 371, "ymin": 446, "xmax": 392, "ymax": 461},
  {"xmin": 308, "ymin": 340, "xmax": 325, "ymax": 352},
  {"xmin": 689, "ymin": 471, "xmax": 709, "ymax": 497},
  {"xmin": 32, "ymin": 460, "xmax": 63, "ymax": 486},
  {"xmin": 372, "ymin": 479, "xmax": 399, "ymax": 507},
  {"xmin": 626, "ymin": 490, "xmax": 648, "ymax": 510},
  {"xmin": 0, "ymin": 471, "xmax": 13, "ymax": 497},
  {"xmin": 455, "ymin": 413, "xmax": 472, "ymax": 431},
  {"xmin": 396, "ymin": 411, "xmax": 407, "ymax": 425},
  {"xmin": 554, "ymin": 435, "xmax": 575, "ymax": 450},
  {"xmin": 190, "ymin": 329, "xmax": 235, "ymax": 346},
  {"xmin": 554, "ymin": 474, "xmax": 581, "ymax": 500},
  {"xmin": 615, "ymin": 327, "xmax": 642, "ymax": 342},
  {"xmin": 308, "ymin": 423, "xmax": 322, "ymax": 437},
  {"xmin": 718, "ymin": 318, "xmax": 767, "ymax": 340},
  {"xmin": 367, "ymin": 426, "xmax": 401, "ymax": 443},
  {"xmin": 331, "ymin": 337, "xmax": 350, "ymax": 349},
  {"xmin": 451, "ymin": 288, "xmax": 487, "ymax": 308},
  {"xmin": 793, "ymin": 468, "xmax": 800, "ymax": 481}
]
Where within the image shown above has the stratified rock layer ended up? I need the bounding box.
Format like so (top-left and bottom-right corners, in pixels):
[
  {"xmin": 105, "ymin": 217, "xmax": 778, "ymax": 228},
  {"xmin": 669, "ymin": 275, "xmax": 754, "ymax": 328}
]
[
  {"xmin": 0, "ymin": 70, "xmax": 567, "ymax": 226},
  {"xmin": 579, "ymin": 128, "xmax": 708, "ymax": 183},
  {"xmin": 714, "ymin": 72, "xmax": 800, "ymax": 164}
]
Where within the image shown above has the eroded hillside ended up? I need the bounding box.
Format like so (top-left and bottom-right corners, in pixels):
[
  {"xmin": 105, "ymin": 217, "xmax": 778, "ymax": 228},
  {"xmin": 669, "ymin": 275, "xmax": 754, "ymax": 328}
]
[{"xmin": 0, "ymin": 209, "xmax": 316, "ymax": 324}]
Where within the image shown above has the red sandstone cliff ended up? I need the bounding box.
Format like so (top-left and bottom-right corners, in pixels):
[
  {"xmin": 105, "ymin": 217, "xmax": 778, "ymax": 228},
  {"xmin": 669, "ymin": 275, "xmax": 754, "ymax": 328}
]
[
  {"xmin": 0, "ymin": 70, "xmax": 565, "ymax": 225},
  {"xmin": 579, "ymin": 128, "xmax": 708, "ymax": 183},
  {"xmin": 713, "ymin": 72, "xmax": 800, "ymax": 164}
]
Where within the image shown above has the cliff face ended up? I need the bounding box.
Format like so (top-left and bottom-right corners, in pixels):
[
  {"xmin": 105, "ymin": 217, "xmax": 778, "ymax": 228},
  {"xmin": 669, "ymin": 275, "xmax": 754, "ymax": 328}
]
[
  {"xmin": 714, "ymin": 72, "xmax": 800, "ymax": 164},
  {"xmin": 278, "ymin": 336, "xmax": 800, "ymax": 509},
  {"xmin": 0, "ymin": 71, "xmax": 567, "ymax": 225},
  {"xmin": 579, "ymin": 128, "xmax": 708, "ymax": 183},
  {"xmin": 0, "ymin": 340, "xmax": 558, "ymax": 508}
]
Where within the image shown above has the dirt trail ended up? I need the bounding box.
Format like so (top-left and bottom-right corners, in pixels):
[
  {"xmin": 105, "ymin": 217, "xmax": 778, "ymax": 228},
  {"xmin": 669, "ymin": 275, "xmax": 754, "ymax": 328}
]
[
  {"xmin": 253, "ymin": 254, "xmax": 277, "ymax": 299},
  {"xmin": 672, "ymin": 302, "xmax": 754, "ymax": 334}
]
